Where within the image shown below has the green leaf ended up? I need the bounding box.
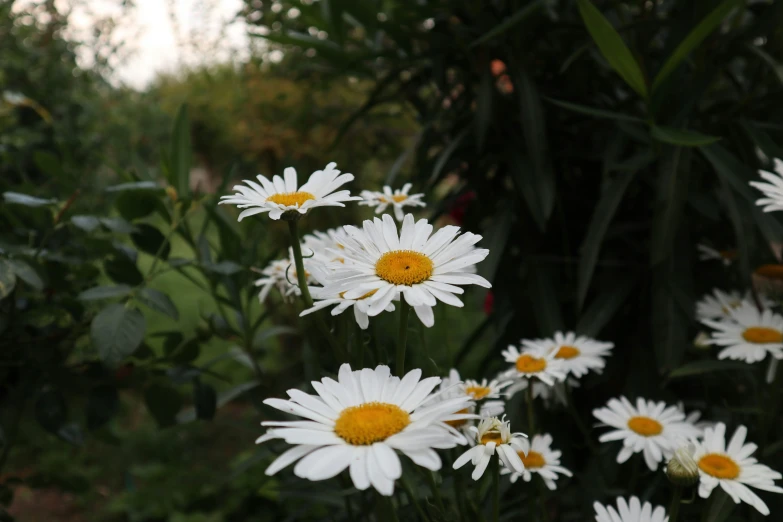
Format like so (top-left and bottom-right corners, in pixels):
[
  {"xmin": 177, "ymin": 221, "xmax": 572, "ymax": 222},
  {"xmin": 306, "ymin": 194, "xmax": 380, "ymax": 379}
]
[
  {"xmin": 2, "ymin": 191, "xmax": 57, "ymax": 207},
  {"xmin": 136, "ymin": 288, "xmax": 179, "ymax": 320},
  {"xmin": 428, "ymin": 128, "xmax": 470, "ymax": 186},
  {"xmin": 144, "ymin": 383, "xmax": 183, "ymax": 428},
  {"xmin": 34, "ymin": 390, "xmax": 67, "ymax": 433},
  {"xmin": 477, "ymin": 204, "xmax": 513, "ymax": 283},
  {"xmin": 577, "ymin": 272, "xmax": 638, "ymax": 336},
  {"xmin": 131, "ymin": 224, "xmax": 171, "ymax": 260},
  {"xmin": 78, "ymin": 285, "xmax": 132, "ymax": 301},
  {"xmin": 193, "ymin": 381, "xmax": 217, "ymax": 420},
  {"xmin": 115, "ymin": 190, "xmax": 159, "ymax": 221},
  {"xmin": 650, "ymin": 126, "xmax": 720, "ymax": 147},
  {"xmin": 104, "ymin": 255, "xmax": 143, "ymax": 286},
  {"xmin": 170, "ymin": 104, "xmax": 192, "ymax": 197},
  {"xmin": 652, "ymin": 0, "xmax": 741, "ymax": 92},
  {"xmin": 86, "ymin": 385, "xmax": 119, "ymax": 430},
  {"xmin": 651, "ymin": 147, "xmax": 690, "ymax": 265},
  {"xmin": 8, "ymin": 259, "xmax": 43, "ymax": 290},
  {"xmin": 71, "ymin": 215, "xmax": 101, "ymax": 232},
  {"xmin": 203, "ymin": 260, "xmax": 242, "ymax": 276},
  {"xmin": 0, "ymin": 260, "xmax": 17, "ymax": 299},
  {"xmin": 105, "ymin": 181, "xmax": 159, "ymax": 192},
  {"xmin": 469, "ymin": 1, "xmax": 543, "ymax": 48},
  {"xmin": 32, "ymin": 150, "xmax": 61, "ymax": 177},
  {"xmin": 576, "ymin": 0, "xmax": 648, "ymax": 99},
  {"xmin": 545, "ymin": 97, "xmax": 644, "ymax": 122},
  {"xmin": 176, "ymin": 380, "xmax": 260, "ymax": 424},
  {"xmin": 98, "ymin": 217, "xmax": 136, "ymax": 234},
  {"xmin": 577, "ymin": 171, "xmax": 638, "ymax": 308},
  {"xmin": 91, "ymin": 304, "xmax": 146, "ymax": 367},
  {"xmin": 526, "ymin": 266, "xmax": 563, "ymax": 334},
  {"xmin": 668, "ymin": 359, "xmax": 753, "ymax": 379}
]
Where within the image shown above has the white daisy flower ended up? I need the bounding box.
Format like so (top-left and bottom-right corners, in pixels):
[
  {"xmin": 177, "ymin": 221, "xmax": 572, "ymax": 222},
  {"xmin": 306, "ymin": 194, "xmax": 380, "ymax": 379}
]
[
  {"xmin": 593, "ymin": 496, "xmax": 668, "ymax": 522},
  {"xmin": 360, "ymin": 183, "xmax": 426, "ymax": 221},
  {"xmin": 750, "ymin": 158, "xmax": 783, "ymax": 212},
  {"xmin": 302, "ymin": 228, "xmax": 350, "ymax": 266},
  {"xmin": 700, "ymin": 302, "xmax": 783, "ymax": 363},
  {"xmin": 219, "ymin": 162, "xmax": 361, "ymax": 221},
  {"xmin": 520, "ymin": 331, "xmax": 614, "ymax": 378},
  {"xmin": 501, "ymin": 345, "xmax": 567, "ymax": 386},
  {"xmin": 501, "ymin": 433, "xmax": 572, "ymax": 490},
  {"xmin": 256, "ymin": 364, "xmax": 473, "ymax": 496},
  {"xmin": 695, "ymin": 289, "xmax": 772, "ymax": 322},
  {"xmin": 697, "ymin": 244, "xmax": 736, "ymax": 266},
  {"xmin": 592, "ymin": 397, "xmax": 702, "ymax": 471},
  {"xmin": 436, "ymin": 369, "xmax": 510, "ymax": 440},
  {"xmin": 453, "ymin": 416, "xmax": 528, "ymax": 480},
  {"xmin": 253, "ymin": 254, "xmax": 318, "ymax": 303},
  {"xmin": 319, "ymin": 214, "xmax": 491, "ymax": 328},
  {"xmin": 694, "ymin": 423, "xmax": 783, "ymax": 515}
]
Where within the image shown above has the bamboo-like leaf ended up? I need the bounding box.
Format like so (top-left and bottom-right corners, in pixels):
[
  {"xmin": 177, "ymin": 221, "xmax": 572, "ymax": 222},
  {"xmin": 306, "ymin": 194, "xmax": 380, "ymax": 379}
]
[
  {"xmin": 650, "ymin": 147, "xmax": 690, "ymax": 265},
  {"xmin": 651, "ymin": 126, "xmax": 720, "ymax": 147},
  {"xmin": 668, "ymin": 359, "xmax": 753, "ymax": 379},
  {"xmin": 545, "ymin": 98, "xmax": 644, "ymax": 122},
  {"xmin": 577, "ymin": 272, "xmax": 638, "ymax": 337},
  {"xmin": 576, "ymin": 0, "xmax": 648, "ymax": 99},
  {"xmin": 652, "ymin": 0, "xmax": 742, "ymax": 92},
  {"xmin": 469, "ymin": 1, "xmax": 543, "ymax": 48}
]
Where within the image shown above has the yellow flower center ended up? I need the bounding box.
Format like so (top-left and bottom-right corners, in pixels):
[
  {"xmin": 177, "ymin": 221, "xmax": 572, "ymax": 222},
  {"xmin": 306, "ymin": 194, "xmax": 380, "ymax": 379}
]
[
  {"xmin": 519, "ymin": 450, "xmax": 546, "ymax": 469},
  {"xmin": 266, "ymin": 191, "xmax": 316, "ymax": 207},
  {"xmin": 554, "ymin": 345, "xmax": 580, "ymax": 359},
  {"xmin": 465, "ymin": 386, "xmax": 492, "ymax": 400},
  {"xmin": 627, "ymin": 416, "xmax": 663, "ymax": 436},
  {"xmin": 755, "ymin": 264, "xmax": 783, "ymax": 280},
  {"xmin": 742, "ymin": 327, "xmax": 783, "ymax": 344},
  {"xmin": 339, "ymin": 289, "xmax": 378, "ymax": 300},
  {"xmin": 480, "ymin": 431, "xmax": 504, "ymax": 445},
  {"xmin": 375, "ymin": 250, "xmax": 433, "ymax": 286},
  {"xmin": 333, "ymin": 402, "xmax": 410, "ymax": 445},
  {"xmin": 446, "ymin": 407, "xmax": 469, "ymax": 428},
  {"xmin": 392, "ymin": 194, "xmax": 408, "ymax": 203},
  {"xmin": 699, "ymin": 454, "xmax": 740, "ymax": 479},
  {"xmin": 515, "ymin": 354, "xmax": 547, "ymax": 373}
]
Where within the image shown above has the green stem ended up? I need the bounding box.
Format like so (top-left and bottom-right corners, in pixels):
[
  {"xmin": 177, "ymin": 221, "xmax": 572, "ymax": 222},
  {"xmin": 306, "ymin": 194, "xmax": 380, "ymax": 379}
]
[
  {"xmin": 397, "ymin": 299, "xmax": 410, "ymax": 374},
  {"xmin": 401, "ymin": 477, "xmax": 431, "ymax": 522},
  {"xmin": 452, "ymin": 450, "xmax": 469, "ymax": 522},
  {"xmin": 426, "ymin": 470, "xmax": 446, "ymax": 514},
  {"xmin": 668, "ymin": 486, "xmax": 682, "ymax": 522},
  {"xmin": 491, "ymin": 454, "xmax": 500, "ymax": 522},
  {"xmin": 526, "ymin": 382, "xmax": 536, "ymax": 435},
  {"xmin": 566, "ymin": 385, "xmax": 597, "ymax": 453}
]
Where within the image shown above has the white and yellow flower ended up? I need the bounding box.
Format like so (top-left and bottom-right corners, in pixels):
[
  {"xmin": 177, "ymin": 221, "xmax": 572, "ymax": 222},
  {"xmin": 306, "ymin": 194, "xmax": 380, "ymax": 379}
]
[
  {"xmin": 256, "ymin": 364, "xmax": 472, "ymax": 496},
  {"xmin": 694, "ymin": 423, "xmax": 783, "ymax": 515},
  {"xmin": 360, "ymin": 184, "xmax": 426, "ymax": 221},
  {"xmin": 695, "ymin": 289, "xmax": 772, "ymax": 322},
  {"xmin": 520, "ymin": 331, "xmax": 614, "ymax": 378},
  {"xmin": 253, "ymin": 253, "xmax": 318, "ymax": 303},
  {"xmin": 593, "ymin": 496, "xmax": 668, "ymax": 522},
  {"xmin": 592, "ymin": 397, "xmax": 702, "ymax": 471},
  {"xmin": 700, "ymin": 302, "xmax": 783, "ymax": 363},
  {"xmin": 453, "ymin": 416, "xmax": 528, "ymax": 480},
  {"xmin": 501, "ymin": 433, "xmax": 572, "ymax": 490},
  {"xmin": 436, "ymin": 369, "xmax": 510, "ymax": 440},
  {"xmin": 501, "ymin": 345, "xmax": 567, "ymax": 386},
  {"xmin": 750, "ymin": 158, "xmax": 783, "ymax": 213},
  {"xmin": 302, "ymin": 228, "xmax": 350, "ymax": 266},
  {"xmin": 219, "ymin": 162, "xmax": 360, "ymax": 220},
  {"xmin": 319, "ymin": 214, "xmax": 491, "ymax": 328}
]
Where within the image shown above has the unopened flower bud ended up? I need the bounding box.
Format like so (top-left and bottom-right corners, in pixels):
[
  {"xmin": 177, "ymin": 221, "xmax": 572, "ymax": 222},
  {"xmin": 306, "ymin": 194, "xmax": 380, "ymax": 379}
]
[
  {"xmin": 666, "ymin": 445, "xmax": 700, "ymax": 487},
  {"xmin": 693, "ymin": 331, "xmax": 711, "ymax": 350}
]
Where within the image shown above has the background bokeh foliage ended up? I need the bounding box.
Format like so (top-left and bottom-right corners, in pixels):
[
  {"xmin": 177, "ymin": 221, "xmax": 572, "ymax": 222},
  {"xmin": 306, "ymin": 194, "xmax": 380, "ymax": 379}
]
[{"xmin": 2, "ymin": 0, "xmax": 783, "ymax": 520}]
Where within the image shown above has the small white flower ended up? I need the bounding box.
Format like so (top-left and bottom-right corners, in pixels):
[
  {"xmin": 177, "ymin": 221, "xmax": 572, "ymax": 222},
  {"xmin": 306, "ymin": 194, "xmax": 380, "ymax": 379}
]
[
  {"xmin": 219, "ymin": 162, "xmax": 361, "ymax": 220},
  {"xmin": 435, "ymin": 370, "xmax": 507, "ymax": 441},
  {"xmin": 520, "ymin": 331, "xmax": 614, "ymax": 378},
  {"xmin": 593, "ymin": 496, "xmax": 669, "ymax": 522},
  {"xmin": 593, "ymin": 396, "xmax": 702, "ymax": 471},
  {"xmin": 501, "ymin": 345, "xmax": 567, "ymax": 386},
  {"xmin": 694, "ymin": 423, "xmax": 783, "ymax": 515},
  {"xmin": 360, "ymin": 183, "xmax": 426, "ymax": 221},
  {"xmin": 253, "ymin": 253, "xmax": 317, "ymax": 303},
  {"xmin": 696, "ymin": 289, "xmax": 771, "ymax": 322},
  {"xmin": 453, "ymin": 416, "xmax": 528, "ymax": 480},
  {"xmin": 697, "ymin": 244, "xmax": 736, "ymax": 266},
  {"xmin": 501, "ymin": 433, "xmax": 572, "ymax": 490},
  {"xmin": 700, "ymin": 302, "xmax": 783, "ymax": 363},
  {"xmin": 257, "ymin": 364, "xmax": 473, "ymax": 496},
  {"xmin": 750, "ymin": 158, "xmax": 783, "ymax": 213}
]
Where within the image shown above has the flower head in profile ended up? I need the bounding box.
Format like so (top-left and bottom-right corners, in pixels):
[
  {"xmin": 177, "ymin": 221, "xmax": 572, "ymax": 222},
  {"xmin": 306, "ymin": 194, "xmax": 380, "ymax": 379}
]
[
  {"xmin": 253, "ymin": 252, "xmax": 317, "ymax": 303},
  {"xmin": 693, "ymin": 423, "xmax": 783, "ymax": 515},
  {"xmin": 695, "ymin": 289, "xmax": 771, "ymax": 322},
  {"xmin": 501, "ymin": 345, "xmax": 567, "ymax": 386},
  {"xmin": 436, "ymin": 369, "xmax": 509, "ymax": 439},
  {"xmin": 750, "ymin": 158, "xmax": 783, "ymax": 213},
  {"xmin": 360, "ymin": 184, "xmax": 426, "ymax": 221},
  {"xmin": 521, "ymin": 331, "xmax": 614, "ymax": 378},
  {"xmin": 592, "ymin": 397, "xmax": 702, "ymax": 471},
  {"xmin": 453, "ymin": 416, "xmax": 528, "ymax": 480},
  {"xmin": 501, "ymin": 433, "xmax": 572, "ymax": 490},
  {"xmin": 219, "ymin": 162, "xmax": 360, "ymax": 221},
  {"xmin": 697, "ymin": 244, "xmax": 737, "ymax": 266},
  {"xmin": 318, "ymin": 214, "xmax": 491, "ymax": 328},
  {"xmin": 593, "ymin": 496, "xmax": 668, "ymax": 522},
  {"xmin": 256, "ymin": 364, "xmax": 472, "ymax": 496},
  {"xmin": 302, "ymin": 228, "xmax": 350, "ymax": 266},
  {"xmin": 665, "ymin": 444, "xmax": 700, "ymax": 487},
  {"xmin": 700, "ymin": 302, "xmax": 783, "ymax": 363}
]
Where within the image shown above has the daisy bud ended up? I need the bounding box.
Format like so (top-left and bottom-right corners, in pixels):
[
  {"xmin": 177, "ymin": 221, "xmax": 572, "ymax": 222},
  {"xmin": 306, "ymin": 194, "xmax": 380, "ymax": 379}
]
[
  {"xmin": 666, "ymin": 445, "xmax": 700, "ymax": 487},
  {"xmin": 693, "ymin": 331, "xmax": 711, "ymax": 350}
]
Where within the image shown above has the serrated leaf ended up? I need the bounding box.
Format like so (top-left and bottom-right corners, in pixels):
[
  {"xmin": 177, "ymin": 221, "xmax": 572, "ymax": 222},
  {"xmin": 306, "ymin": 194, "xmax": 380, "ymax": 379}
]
[
  {"xmin": 651, "ymin": 126, "xmax": 720, "ymax": 147},
  {"xmin": 170, "ymin": 104, "xmax": 192, "ymax": 197},
  {"xmin": 0, "ymin": 260, "xmax": 17, "ymax": 299},
  {"xmin": 8, "ymin": 259, "xmax": 43, "ymax": 290},
  {"xmin": 577, "ymin": 0, "xmax": 648, "ymax": 99},
  {"xmin": 668, "ymin": 359, "xmax": 753, "ymax": 379},
  {"xmin": 71, "ymin": 215, "xmax": 101, "ymax": 232},
  {"xmin": 137, "ymin": 288, "xmax": 179, "ymax": 320},
  {"xmin": 78, "ymin": 285, "xmax": 132, "ymax": 301},
  {"xmin": 144, "ymin": 383, "xmax": 182, "ymax": 428},
  {"xmin": 3, "ymin": 191, "xmax": 57, "ymax": 207},
  {"xmin": 91, "ymin": 304, "xmax": 146, "ymax": 367},
  {"xmin": 131, "ymin": 224, "xmax": 170, "ymax": 260}
]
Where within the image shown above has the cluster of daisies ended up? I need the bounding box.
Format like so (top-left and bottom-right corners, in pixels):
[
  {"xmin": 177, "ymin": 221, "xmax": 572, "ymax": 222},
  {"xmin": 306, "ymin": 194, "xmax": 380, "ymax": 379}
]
[{"xmin": 219, "ymin": 162, "xmax": 783, "ymax": 519}]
